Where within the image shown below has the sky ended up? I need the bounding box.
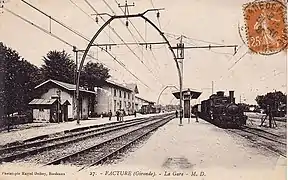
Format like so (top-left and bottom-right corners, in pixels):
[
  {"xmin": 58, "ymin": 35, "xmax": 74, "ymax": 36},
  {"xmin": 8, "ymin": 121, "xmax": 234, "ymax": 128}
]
[{"xmin": 0, "ymin": 0, "xmax": 287, "ymax": 105}]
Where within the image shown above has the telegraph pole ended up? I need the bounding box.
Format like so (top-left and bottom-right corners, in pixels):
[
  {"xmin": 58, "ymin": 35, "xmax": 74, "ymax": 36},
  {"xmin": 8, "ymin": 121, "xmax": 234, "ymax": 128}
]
[
  {"xmin": 73, "ymin": 47, "xmax": 85, "ymax": 124},
  {"xmin": 212, "ymin": 81, "xmax": 214, "ymax": 94},
  {"xmin": 73, "ymin": 46, "xmax": 80, "ymax": 124},
  {"xmin": 175, "ymin": 35, "xmax": 184, "ymax": 126}
]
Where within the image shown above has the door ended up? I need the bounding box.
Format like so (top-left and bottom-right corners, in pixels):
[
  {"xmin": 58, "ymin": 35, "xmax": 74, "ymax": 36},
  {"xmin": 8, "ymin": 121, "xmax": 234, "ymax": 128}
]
[{"xmin": 184, "ymin": 100, "xmax": 191, "ymax": 118}]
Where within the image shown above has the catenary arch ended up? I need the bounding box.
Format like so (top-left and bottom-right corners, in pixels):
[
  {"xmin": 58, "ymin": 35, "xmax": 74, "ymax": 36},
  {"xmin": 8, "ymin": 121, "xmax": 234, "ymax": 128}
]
[
  {"xmin": 156, "ymin": 85, "xmax": 179, "ymax": 105},
  {"xmin": 76, "ymin": 11, "xmax": 183, "ymax": 122}
]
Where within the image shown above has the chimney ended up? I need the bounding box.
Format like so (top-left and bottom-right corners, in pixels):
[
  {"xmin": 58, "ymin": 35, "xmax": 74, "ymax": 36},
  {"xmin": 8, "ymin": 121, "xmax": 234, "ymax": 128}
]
[{"xmin": 229, "ymin": 91, "xmax": 235, "ymax": 103}]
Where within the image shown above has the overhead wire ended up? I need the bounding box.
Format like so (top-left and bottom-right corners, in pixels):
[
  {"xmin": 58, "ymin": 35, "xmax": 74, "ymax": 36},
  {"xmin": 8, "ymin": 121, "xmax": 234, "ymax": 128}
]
[
  {"xmin": 4, "ymin": 7, "xmax": 117, "ymax": 72},
  {"xmin": 85, "ymin": 0, "xmax": 163, "ymax": 88},
  {"xmin": 19, "ymin": 1, "xmax": 151, "ymax": 89},
  {"xmin": 97, "ymin": 0, "xmax": 164, "ymax": 87},
  {"xmin": 150, "ymin": 0, "xmax": 162, "ymax": 29},
  {"xmin": 108, "ymin": 0, "xmax": 163, "ymax": 82},
  {"xmin": 68, "ymin": 0, "xmax": 116, "ymax": 44},
  {"xmin": 113, "ymin": 0, "xmax": 163, "ymax": 77},
  {"xmin": 227, "ymin": 51, "xmax": 249, "ymax": 71}
]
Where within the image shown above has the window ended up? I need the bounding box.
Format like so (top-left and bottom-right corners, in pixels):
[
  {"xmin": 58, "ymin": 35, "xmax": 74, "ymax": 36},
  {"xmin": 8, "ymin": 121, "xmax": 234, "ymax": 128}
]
[
  {"xmin": 114, "ymin": 89, "xmax": 117, "ymax": 97},
  {"xmin": 132, "ymin": 94, "xmax": 134, "ymax": 100},
  {"xmin": 119, "ymin": 90, "xmax": 122, "ymax": 98},
  {"xmin": 114, "ymin": 100, "xmax": 116, "ymax": 112},
  {"xmin": 119, "ymin": 101, "xmax": 122, "ymax": 109},
  {"xmin": 124, "ymin": 92, "xmax": 126, "ymax": 98},
  {"xmin": 124, "ymin": 102, "xmax": 126, "ymax": 109},
  {"xmin": 128, "ymin": 93, "xmax": 130, "ymax": 99}
]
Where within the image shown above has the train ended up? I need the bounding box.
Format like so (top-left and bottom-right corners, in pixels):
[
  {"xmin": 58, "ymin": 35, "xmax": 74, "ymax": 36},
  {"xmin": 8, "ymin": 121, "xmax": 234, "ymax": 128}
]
[
  {"xmin": 139, "ymin": 104, "xmax": 157, "ymax": 114},
  {"xmin": 195, "ymin": 91, "xmax": 247, "ymax": 129}
]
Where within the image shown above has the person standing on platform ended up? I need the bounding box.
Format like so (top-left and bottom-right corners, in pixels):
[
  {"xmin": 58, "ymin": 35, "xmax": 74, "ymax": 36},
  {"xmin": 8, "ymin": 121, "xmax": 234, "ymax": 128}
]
[
  {"xmin": 134, "ymin": 110, "xmax": 137, "ymax": 117},
  {"xmin": 120, "ymin": 109, "xmax": 124, "ymax": 121},
  {"xmin": 175, "ymin": 110, "xmax": 178, "ymax": 118},
  {"xmin": 116, "ymin": 110, "xmax": 120, "ymax": 121},
  {"xmin": 108, "ymin": 110, "xmax": 112, "ymax": 121},
  {"xmin": 195, "ymin": 109, "xmax": 199, "ymax": 122}
]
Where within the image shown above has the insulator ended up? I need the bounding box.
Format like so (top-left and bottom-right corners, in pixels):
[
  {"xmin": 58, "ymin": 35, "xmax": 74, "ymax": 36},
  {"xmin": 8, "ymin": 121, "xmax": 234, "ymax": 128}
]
[
  {"xmin": 126, "ymin": 20, "xmax": 129, "ymax": 27},
  {"xmin": 157, "ymin": 11, "xmax": 160, "ymax": 18},
  {"xmin": 95, "ymin": 16, "xmax": 99, "ymax": 23},
  {"xmin": 109, "ymin": 45, "xmax": 111, "ymax": 51},
  {"xmin": 145, "ymin": 44, "xmax": 147, "ymax": 49},
  {"xmin": 208, "ymin": 44, "xmax": 211, "ymax": 50},
  {"xmin": 149, "ymin": 45, "xmax": 152, "ymax": 50}
]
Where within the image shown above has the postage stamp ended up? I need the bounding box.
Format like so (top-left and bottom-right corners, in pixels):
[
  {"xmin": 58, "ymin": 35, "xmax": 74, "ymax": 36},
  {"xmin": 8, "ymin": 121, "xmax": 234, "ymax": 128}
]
[{"xmin": 242, "ymin": 0, "xmax": 288, "ymax": 55}]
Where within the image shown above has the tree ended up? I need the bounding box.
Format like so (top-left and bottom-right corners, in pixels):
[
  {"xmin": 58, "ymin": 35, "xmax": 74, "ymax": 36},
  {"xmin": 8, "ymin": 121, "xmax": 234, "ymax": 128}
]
[
  {"xmin": 41, "ymin": 50, "xmax": 75, "ymax": 84},
  {"xmin": 255, "ymin": 91, "xmax": 287, "ymax": 110},
  {"xmin": 81, "ymin": 61, "xmax": 110, "ymax": 90},
  {"xmin": 0, "ymin": 42, "xmax": 40, "ymax": 118}
]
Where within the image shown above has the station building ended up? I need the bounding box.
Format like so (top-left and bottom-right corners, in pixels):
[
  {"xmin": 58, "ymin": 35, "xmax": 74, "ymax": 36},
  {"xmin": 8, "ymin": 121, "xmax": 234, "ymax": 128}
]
[
  {"xmin": 29, "ymin": 79, "xmax": 152, "ymax": 122},
  {"xmin": 95, "ymin": 79, "xmax": 139, "ymax": 116},
  {"xmin": 29, "ymin": 79, "xmax": 96, "ymax": 122}
]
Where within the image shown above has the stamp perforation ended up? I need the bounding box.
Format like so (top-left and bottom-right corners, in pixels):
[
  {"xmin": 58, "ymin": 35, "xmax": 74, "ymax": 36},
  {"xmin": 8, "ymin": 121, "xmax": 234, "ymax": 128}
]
[{"xmin": 241, "ymin": 0, "xmax": 288, "ymax": 55}]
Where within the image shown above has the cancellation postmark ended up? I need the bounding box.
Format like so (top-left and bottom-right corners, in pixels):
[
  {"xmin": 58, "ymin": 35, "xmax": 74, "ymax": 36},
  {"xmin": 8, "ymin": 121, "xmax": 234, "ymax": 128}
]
[{"xmin": 242, "ymin": 0, "xmax": 288, "ymax": 55}]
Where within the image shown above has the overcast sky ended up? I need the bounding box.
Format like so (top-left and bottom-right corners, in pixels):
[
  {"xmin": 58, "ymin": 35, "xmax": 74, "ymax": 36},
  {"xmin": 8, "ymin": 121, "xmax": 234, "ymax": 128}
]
[{"xmin": 0, "ymin": 0, "xmax": 286, "ymax": 105}]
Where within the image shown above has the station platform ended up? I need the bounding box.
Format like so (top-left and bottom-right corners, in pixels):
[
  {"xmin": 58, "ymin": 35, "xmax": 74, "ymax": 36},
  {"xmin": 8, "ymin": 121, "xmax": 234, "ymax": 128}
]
[
  {"xmin": 103, "ymin": 117, "xmax": 286, "ymax": 180},
  {"xmin": 0, "ymin": 113, "xmax": 164, "ymax": 146}
]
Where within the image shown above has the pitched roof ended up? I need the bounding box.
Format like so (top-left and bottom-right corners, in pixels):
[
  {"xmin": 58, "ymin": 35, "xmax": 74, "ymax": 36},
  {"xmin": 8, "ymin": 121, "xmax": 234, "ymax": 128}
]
[
  {"xmin": 29, "ymin": 99, "xmax": 57, "ymax": 105},
  {"xmin": 172, "ymin": 88, "xmax": 202, "ymax": 99},
  {"xmin": 135, "ymin": 95, "xmax": 155, "ymax": 104},
  {"xmin": 126, "ymin": 83, "xmax": 139, "ymax": 94},
  {"xmin": 35, "ymin": 79, "xmax": 96, "ymax": 94},
  {"xmin": 105, "ymin": 79, "xmax": 133, "ymax": 92}
]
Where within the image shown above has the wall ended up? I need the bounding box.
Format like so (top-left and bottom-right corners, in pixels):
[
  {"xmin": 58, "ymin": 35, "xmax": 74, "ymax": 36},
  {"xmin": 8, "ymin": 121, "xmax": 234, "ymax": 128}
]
[
  {"xmin": 95, "ymin": 85, "xmax": 136, "ymax": 116},
  {"xmin": 81, "ymin": 96, "xmax": 89, "ymax": 119},
  {"xmin": 33, "ymin": 109, "xmax": 50, "ymax": 122},
  {"xmin": 40, "ymin": 88, "xmax": 74, "ymax": 119},
  {"xmin": 135, "ymin": 97, "xmax": 149, "ymax": 111},
  {"xmin": 95, "ymin": 86, "xmax": 111, "ymax": 115}
]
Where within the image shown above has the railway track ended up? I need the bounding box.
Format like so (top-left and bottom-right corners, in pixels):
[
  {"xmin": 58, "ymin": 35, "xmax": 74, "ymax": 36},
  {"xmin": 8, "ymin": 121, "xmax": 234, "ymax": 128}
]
[
  {"xmin": 228, "ymin": 126, "xmax": 287, "ymax": 157},
  {"xmin": 0, "ymin": 113, "xmax": 173, "ymax": 164},
  {"xmin": 43, "ymin": 115, "xmax": 173, "ymax": 171}
]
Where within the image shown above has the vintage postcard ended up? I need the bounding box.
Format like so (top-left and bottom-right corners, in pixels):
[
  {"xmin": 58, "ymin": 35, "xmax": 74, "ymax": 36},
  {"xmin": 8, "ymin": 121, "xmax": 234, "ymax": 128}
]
[{"xmin": 0, "ymin": 0, "xmax": 287, "ymax": 180}]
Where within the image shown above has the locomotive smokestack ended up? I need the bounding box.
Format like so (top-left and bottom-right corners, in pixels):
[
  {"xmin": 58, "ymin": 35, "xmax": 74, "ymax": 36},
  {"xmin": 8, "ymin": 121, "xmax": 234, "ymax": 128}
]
[{"xmin": 229, "ymin": 91, "xmax": 234, "ymax": 103}]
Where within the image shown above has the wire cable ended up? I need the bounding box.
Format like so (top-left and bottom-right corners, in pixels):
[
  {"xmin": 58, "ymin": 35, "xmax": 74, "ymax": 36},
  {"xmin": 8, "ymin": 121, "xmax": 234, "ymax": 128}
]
[
  {"xmin": 68, "ymin": 0, "xmax": 116, "ymax": 44},
  {"xmin": 85, "ymin": 0, "xmax": 164, "ymax": 87},
  {"xmin": 12, "ymin": 2, "xmax": 151, "ymax": 89}
]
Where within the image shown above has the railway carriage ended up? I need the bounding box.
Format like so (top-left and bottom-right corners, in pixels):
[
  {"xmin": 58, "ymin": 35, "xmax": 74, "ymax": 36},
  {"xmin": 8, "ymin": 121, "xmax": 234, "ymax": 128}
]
[{"xmin": 139, "ymin": 104, "xmax": 157, "ymax": 114}]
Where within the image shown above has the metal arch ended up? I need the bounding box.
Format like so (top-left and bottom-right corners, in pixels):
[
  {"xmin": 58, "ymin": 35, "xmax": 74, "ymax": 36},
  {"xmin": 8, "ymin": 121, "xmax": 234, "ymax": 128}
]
[
  {"xmin": 156, "ymin": 85, "xmax": 179, "ymax": 105},
  {"xmin": 76, "ymin": 12, "xmax": 183, "ymax": 124}
]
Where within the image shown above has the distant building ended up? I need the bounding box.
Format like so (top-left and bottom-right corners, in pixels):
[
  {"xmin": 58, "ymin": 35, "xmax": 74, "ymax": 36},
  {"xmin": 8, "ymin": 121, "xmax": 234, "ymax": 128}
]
[
  {"xmin": 29, "ymin": 79, "xmax": 96, "ymax": 122},
  {"xmin": 135, "ymin": 95, "xmax": 155, "ymax": 111},
  {"xmin": 95, "ymin": 80, "xmax": 139, "ymax": 115}
]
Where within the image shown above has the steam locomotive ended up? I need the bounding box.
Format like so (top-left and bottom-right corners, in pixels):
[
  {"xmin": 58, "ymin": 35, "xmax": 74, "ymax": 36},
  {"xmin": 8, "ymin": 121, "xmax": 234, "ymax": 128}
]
[{"xmin": 197, "ymin": 91, "xmax": 247, "ymax": 128}]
